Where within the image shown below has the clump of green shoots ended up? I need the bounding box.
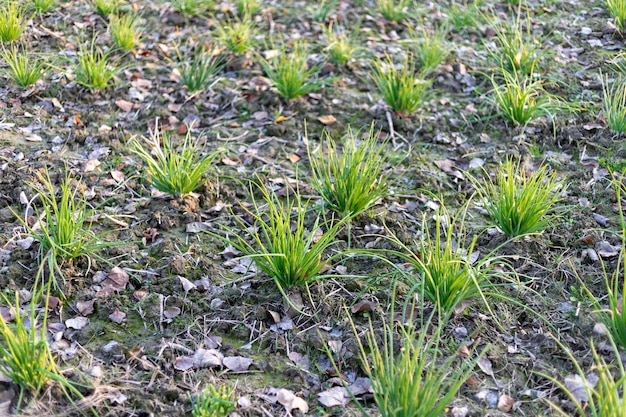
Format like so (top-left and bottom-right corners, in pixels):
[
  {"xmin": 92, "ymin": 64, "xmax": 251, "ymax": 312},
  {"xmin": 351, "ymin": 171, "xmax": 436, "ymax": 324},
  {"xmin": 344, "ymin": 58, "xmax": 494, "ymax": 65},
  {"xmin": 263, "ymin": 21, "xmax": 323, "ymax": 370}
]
[
  {"xmin": 384, "ymin": 201, "xmax": 500, "ymax": 317},
  {"xmin": 405, "ymin": 27, "xmax": 449, "ymax": 74},
  {"xmin": 309, "ymin": 0, "xmax": 337, "ymax": 22},
  {"xmin": 447, "ymin": 0, "xmax": 482, "ymax": 31},
  {"xmin": 191, "ymin": 384, "xmax": 235, "ymax": 417},
  {"xmin": 214, "ymin": 16, "xmax": 258, "ymax": 54},
  {"xmin": 0, "ymin": 44, "xmax": 48, "ymax": 86},
  {"xmin": 258, "ymin": 41, "xmax": 325, "ymax": 101},
  {"xmin": 72, "ymin": 39, "xmax": 123, "ymax": 91},
  {"xmin": 471, "ymin": 159, "xmax": 564, "ymax": 238},
  {"xmin": 375, "ymin": 0, "xmax": 412, "ymax": 23},
  {"xmin": 602, "ymin": 75, "xmax": 626, "ymax": 135},
  {"xmin": 307, "ymin": 124, "xmax": 391, "ymax": 218},
  {"xmin": 12, "ymin": 169, "xmax": 107, "ymax": 288},
  {"xmin": 323, "ymin": 24, "xmax": 363, "ymax": 66},
  {"xmin": 490, "ymin": 70, "xmax": 559, "ymax": 126},
  {"xmin": 350, "ymin": 310, "xmax": 483, "ymax": 417},
  {"xmin": 489, "ymin": 11, "xmax": 541, "ymax": 76},
  {"xmin": 109, "ymin": 12, "xmax": 141, "ymax": 51},
  {"xmin": 608, "ymin": 0, "xmax": 626, "ymax": 31},
  {"xmin": 130, "ymin": 122, "xmax": 222, "ymax": 197},
  {"xmin": 171, "ymin": 0, "xmax": 213, "ymax": 16},
  {"xmin": 370, "ymin": 53, "xmax": 430, "ymax": 116},
  {"xmin": 0, "ymin": 2, "xmax": 28, "ymax": 43},
  {"xmin": 91, "ymin": 0, "xmax": 125, "ymax": 15},
  {"xmin": 210, "ymin": 180, "xmax": 350, "ymax": 295},
  {"xmin": 30, "ymin": 0, "xmax": 57, "ymax": 14},
  {"xmin": 234, "ymin": 0, "xmax": 262, "ymax": 16},
  {"xmin": 176, "ymin": 46, "xmax": 223, "ymax": 93}
]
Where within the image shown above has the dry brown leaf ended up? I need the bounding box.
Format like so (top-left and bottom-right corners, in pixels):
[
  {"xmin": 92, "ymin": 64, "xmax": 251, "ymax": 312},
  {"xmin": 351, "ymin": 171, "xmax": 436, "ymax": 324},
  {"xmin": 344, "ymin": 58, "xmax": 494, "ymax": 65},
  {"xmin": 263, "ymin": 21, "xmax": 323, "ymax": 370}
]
[
  {"xmin": 108, "ymin": 309, "xmax": 126, "ymax": 324},
  {"xmin": 317, "ymin": 115, "xmax": 337, "ymax": 125},
  {"xmin": 76, "ymin": 299, "xmax": 95, "ymax": 315},
  {"xmin": 497, "ymin": 394, "xmax": 515, "ymax": 411},
  {"xmin": 115, "ymin": 100, "xmax": 133, "ymax": 112},
  {"xmin": 351, "ymin": 300, "xmax": 375, "ymax": 314},
  {"xmin": 317, "ymin": 386, "xmax": 350, "ymax": 408},
  {"xmin": 223, "ymin": 356, "xmax": 253, "ymax": 372}
]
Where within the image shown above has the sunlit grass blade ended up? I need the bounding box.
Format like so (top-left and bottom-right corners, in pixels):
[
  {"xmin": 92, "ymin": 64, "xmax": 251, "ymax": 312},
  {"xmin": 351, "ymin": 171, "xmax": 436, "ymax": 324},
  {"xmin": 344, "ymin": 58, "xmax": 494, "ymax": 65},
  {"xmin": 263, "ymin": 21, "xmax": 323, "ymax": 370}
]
[
  {"xmin": 608, "ymin": 0, "xmax": 626, "ymax": 32},
  {"xmin": 171, "ymin": 0, "xmax": 213, "ymax": 16},
  {"xmin": 191, "ymin": 384, "xmax": 235, "ymax": 417},
  {"xmin": 375, "ymin": 0, "xmax": 412, "ymax": 22},
  {"xmin": 130, "ymin": 121, "xmax": 222, "ymax": 197},
  {"xmin": 308, "ymin": 0, "xmax": 337, "ymax": 22},
  {"xmin": 234, "ymin": 0, "xmax": 262, "ymax": 16},
  {"xmin": 405, "ymin": 26, "xmax": 449, "ymax": 74},
  {"xmin": 323, "ymin": 23, "xmax": 363, "ymax": 67},
  {"xmin": 213, "ymin": 15, "xmax": 258, "ymax": 54},
  {"xmin": 72, "ymin": 38, "xmax": 123, "ymax": 91},
  {"xmin": 177, "ymin": 46, "xmax": 224, "ymax": 93},
  {"xmin": 307, "ymin": 123, "xmax": 391, "ymax": 218},
  {"xmin": 91, "ymin": 0, "xmax": 126, "ymax": 15},
  {"xmin": 602, "ymin": 74, "xmax": 626, "ymax": 135},
  {"xmin": 30, "ymin": 0, "xmax": 57, "ymax": 14}
]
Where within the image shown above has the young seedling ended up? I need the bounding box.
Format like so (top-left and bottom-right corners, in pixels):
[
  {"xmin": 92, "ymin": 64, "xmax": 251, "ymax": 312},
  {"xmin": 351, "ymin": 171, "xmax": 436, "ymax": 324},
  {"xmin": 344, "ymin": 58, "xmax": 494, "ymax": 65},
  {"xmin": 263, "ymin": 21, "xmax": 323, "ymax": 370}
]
[
  {"xmin": 323, "ymin": 24, "xmax": 363, "ymax": 66},
  {"xmin": 349, "ymin": 310, "xmax": 484, "ymax": 417},
  {"xmin": 234, "ymin": 0, "xmax": 262, "ymax": 16},
  {"xmin": 375, "ymin": 0, "xmax": 412, "ymax": 23},
  {"xmin": 307, "ymin": 124, "xmax": 391, "ymax": 218},
  {"xmin": 0, "ymin": 1, "xmax": 27, "ymax": 43},
  {"xmin": 384, "ymin": 201, "xmax": 501, "ymax": 317},
  {"xmin": 109, "ymin": 12, "xmax": 141, "ymax": 51},
  {"xmin": 72, "ymin": 39, "xmax": 123, "ymax": 91},
  {"xmin": 213, "ymin": 15, "xmax": 258, "ymax": 54},
  {"xmin": 176, "ymin": 46, "xmax": 223, "ymax": 93},
  {"xmin": 30, "ymin": 0, "xmax": 57, "ymax": 14},
  {"xmin": 602, "ymin": 75, "xmax": 626, "ymax": 135},
  {"xmin": 308, "ymin": 0, "xmax": 337, "ymax": 22},
  {"xmin": 370, "ymin": 53, "xmax": 431, "ymax": 116},
  {"xmin": 130, "ymin": 123, "xmax": 222, "ymax": 197},
  {"xmin": 91, "ymin": 0, "xmax": 125, "ymax": 15},
  {"xmin": 488, "ymin": 11, "xmax": 541, "ymax": 76},
  {"xmin": 447, "ymin": 0, "xmax": 482, "ymax": 32},
  {"xmin": 191, "ymin": 384, "xmax": 235, "ymax": 417},
  {"xmin": 608, "ymin": 0, "xmax": 626, "ymax": 31},
  {"xmin": 12, "ymin": 169, "xmax": 109, "ymax": 289},
  {"xmin": 471, "ymin": 159, "xmax": 565, "ymax": 238},
  {"xmin": 538, "ymin": 336, "xmax": 626, "ymax": 417},
  {"xmin": 405, "ymin": 26, "xmax": 449, "ymax": 74},
  {"xmin": 490, "ymin": 70, "xmax": 558, "ymax": 126},
  {"xmin": 171, "ymin": 0, "xmax": 213, "ymax": 16},
  {"xmin": 209, "ymin": 180, "xmax": 350, "ymax": 296},
  {"xmin": 257, "ymin": 41, "xmax": 325, "ymax": 101},
  {"xmin": 0, "ymin": 44, "xmax": 48, "ymax": 86}
]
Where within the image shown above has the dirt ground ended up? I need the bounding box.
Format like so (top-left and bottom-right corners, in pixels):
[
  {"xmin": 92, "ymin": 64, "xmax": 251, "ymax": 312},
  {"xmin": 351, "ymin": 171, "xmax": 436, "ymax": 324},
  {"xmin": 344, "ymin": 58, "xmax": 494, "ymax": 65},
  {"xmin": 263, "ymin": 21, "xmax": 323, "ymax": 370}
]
[{"xmin": 0, "ymin": 0, "xmax": 625, "ymax": 416}]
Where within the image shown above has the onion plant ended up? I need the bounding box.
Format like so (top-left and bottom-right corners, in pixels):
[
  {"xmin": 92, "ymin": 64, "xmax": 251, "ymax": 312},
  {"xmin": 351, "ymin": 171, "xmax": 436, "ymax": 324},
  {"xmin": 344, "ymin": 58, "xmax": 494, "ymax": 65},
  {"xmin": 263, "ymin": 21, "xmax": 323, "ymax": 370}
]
[
  {"xmin": 171, "ymin": 0, "xmax": 213, "ymax": 16},
  {"xmin": 307, "ymin": 124, "xmax": 391, "ymax": 218},
  {"xmin": 130, "ymin": 122, "xmax": 222, "ymax": 197},
  {"xmin": 489, "ymin": 11, "xmax": 541, "ymax": 76},
  {"xmin": 323, "ymin": 24, "xmax": 363, "ymax": 67},
  {"xmin": 602, "ymin": 75, "xmax": 626, "ymax": 135},
  {"xmin": 0, "ymin": 1, "xmax": 27, "ymax": 42},
  {"xmin": 470, "ymin": 159, "xmax": 565, "ymax": 238},
  {"xmin": 0, "ymin": 44, "xmax": 48, "ymax": 87},
  {"xmin": 370, "ymin": 53, "xmax": 430, "ymax": 116},
  {"xmin": 258, "ymin": 41, "xmax": 325, "ymax": 101}
]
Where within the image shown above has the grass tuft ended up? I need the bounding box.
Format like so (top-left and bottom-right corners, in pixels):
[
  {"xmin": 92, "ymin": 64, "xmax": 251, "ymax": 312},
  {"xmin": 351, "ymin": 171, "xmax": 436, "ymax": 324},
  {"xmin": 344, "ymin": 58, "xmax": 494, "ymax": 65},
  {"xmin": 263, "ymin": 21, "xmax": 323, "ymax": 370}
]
[
  {"xmin": 602, "ymin": 74, "xmax": 626, "ymax": 135},
  {"xmin": 171, "ymin": 0, "xmax": 213, "ymax": 16},
  {"xmin": 370, "ymin": 53, "xmax": 430, "ymax": 116},
  {"xmin": 30, "ymin": 0, "xmax": 57, "ymax": 14},
  {"xmin": 91, "ymin": 0, "xmax": 125, "ymax": 15},
  {"xmin": 72, "ymin": 39, "xmax": 122, "ymax": 91},
  {"xmin": 257, "ymin": 41, "xmax": 325, "ymax": 101},
  {"xmin": 177, "ymin": 46, "xmax": 223, "ymax": 93},
  {"xmin": 375, "ymin": 0, "xmax": 412, "ymax": 22},
  {"xmin": 323, "ymin": 24, "xmax": 363, "ymax": 66},
  {"xmin": 0, "ymin": 2, "xmax": 27, "ymax": 43},
  {"xmin": 213, "ymin": 16, "xmax": 258, "ymax": 54},
  {"xmin": 307, "ymin": 124, "xmax": 391, "ymax": 218},
  {"xmin": 234, "ymin": 0, "xmax": 262, "ymax": 16},
  {"xmin": 211, "ymin": 180, "xmax": 350, "ymax": 292},
  {"xmin": 471, "ymin": 159, "xmax": 565, "ymax": 238},
  {"xmin": 130, "ymin": 122, "xmax": 222, "ymax": 197},
  {"xmin": 406, "ymin": 27, "xmax": 449, "ymax": 75},
  {"xmin": 0, "ymin": 43, "xmax": 48, "ymax": 86},
  {"xmin": 608, "ymin": 0, "xmax": 626, "ymax": 32},
  {"xmin": 109, "ymin": 12, "xmax": 141, "ymax": 51}
]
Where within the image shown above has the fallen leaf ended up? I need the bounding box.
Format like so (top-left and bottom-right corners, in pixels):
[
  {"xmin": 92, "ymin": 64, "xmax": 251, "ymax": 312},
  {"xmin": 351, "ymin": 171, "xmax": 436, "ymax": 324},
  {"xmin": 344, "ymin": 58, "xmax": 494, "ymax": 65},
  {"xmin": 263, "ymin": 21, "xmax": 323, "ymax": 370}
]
[
  {"xmin": 497, "ymin": 394, "xmax": 515, "ymax": 411},
  {"xmin": 317, "ymin": 115, "xmax": 337, "ymax": 125},
  {"xmin": 102, "ymin": 267, "xmax": 129, "ymax": 290},
  {"xmin": 65, "ymin": 316, "xmax": 89, "ymax": 330},
  {"xmin": 223, "ymin": 356, "xmax": 253, "ymax": 372},
  {"xmin": 287, "ymin": 153, "xmax": 301, "ymax": 163},
  {"xmin": 318, "ymin": 386, "xmax": 350, "ymax": 407},
  {"xmin": 477, "ymin": 357, "xmax": 495, "ymax": 377},
  {"xmin": 108, "ymin": 309, "xmax": 126, "ymax": 324},
  {"xmin": 76, "ymin": 299, "xmax": 95, "ymax": 315},
  {"xmin": 115, "ymin": 99, "xmax": 133, "ymax": 112},
  {"xmin": 164, "ymin": 306, "xmax": 181, "ymax": 320},
  {"xmin": 276, "ymin": 388, "xmax": 309, "ymax": 413},
  {"xmin": 192, "ymin": 348, "xmax": 223, "ymax": 368},
  {"xmin": 178, "ymin": 276, "xmax": 196, "ymax": 292},
  {"xmin": 564, "ymin": 373, "xmax": 597, "ymax": 403},
  {"xmin": 174, "ymin": 356, "xmax": 194, "ymax": 371},
  {"xmin": 351, "ymin": 300, "xmax": 375, "ymax": 314}
]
